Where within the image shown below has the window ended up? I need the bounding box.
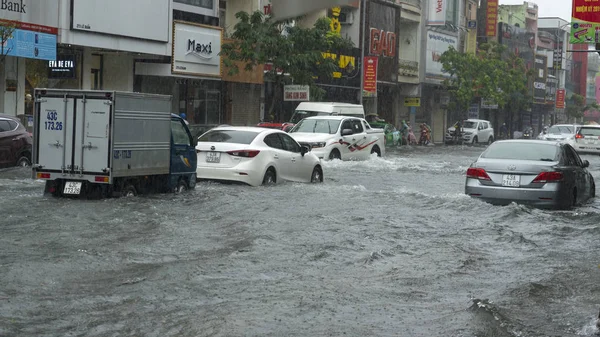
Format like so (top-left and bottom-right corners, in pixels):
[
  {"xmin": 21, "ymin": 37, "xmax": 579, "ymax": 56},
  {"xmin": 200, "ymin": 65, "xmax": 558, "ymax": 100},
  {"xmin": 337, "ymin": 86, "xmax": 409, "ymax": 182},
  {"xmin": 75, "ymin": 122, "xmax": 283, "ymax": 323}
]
[
  {"xmin": 171, "ymin": 120, "xmax": 191, "ymax": 146},
  {"xmin": 351, "ymin": 119, "xmax": 364, "ymax": 133},
  {"xmin": 198, "ymin": 130, "xmax": 259, "ymax": 144},
  {"xmin": 174, "ymin": 0, "xmax": 213, "ymax": 10},
  {"xmin": 264, "ymin": 133, "xmax": 284, "ymax": 150},
  {"xmin": 291, "ymin": 119, "xmax": 341, "ymax": 134},
  {"xmin": 341, "ymin": 120, "xmax": 354, "ymax": 132},
  {"xmin": 0, "ymin": 120, "xmax": 12, "ymax": 132},
  {"xmin": 7, "ymin": 120, "xmax": 17, "ymax": 130},
  {"xmin": 482, "ymin": 142, "xmax": 559, "ymax": 161},
  {"xmin": 579, "ymin": 127, "xmax": 600, "ymax": 137},
  {"xmin": 279, "ymin": 134, "xmax": 301, "ymax": 153},
  {"xmin": 564, "ymin": 145, "xmax": 582, "ymax": 167},
  {"xmin": 362, "ymin": 121, "xmax": 371, "ymax": 130}
]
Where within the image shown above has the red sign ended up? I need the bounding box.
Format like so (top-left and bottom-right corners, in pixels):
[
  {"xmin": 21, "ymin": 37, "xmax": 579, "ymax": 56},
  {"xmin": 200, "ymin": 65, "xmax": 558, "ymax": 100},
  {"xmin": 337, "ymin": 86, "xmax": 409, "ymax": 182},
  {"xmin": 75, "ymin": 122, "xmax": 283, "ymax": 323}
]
[
  {"xmin": 369, "ymin": 28, "xmax": 396, "ymax": 58},
  {"xmin": 556, "ymin": 89, "xmax": 566, "ymax": 109},
  {"xmin": 486, "ymin": 0, "xmax": 498, "ymax": 37},
  {"xmin": 363, "ymin": 56, "xmax": 378, "ymax": 97},
  {"xmin": 0, "ymin": 19, "xmax": 58, "ymax": 35}
]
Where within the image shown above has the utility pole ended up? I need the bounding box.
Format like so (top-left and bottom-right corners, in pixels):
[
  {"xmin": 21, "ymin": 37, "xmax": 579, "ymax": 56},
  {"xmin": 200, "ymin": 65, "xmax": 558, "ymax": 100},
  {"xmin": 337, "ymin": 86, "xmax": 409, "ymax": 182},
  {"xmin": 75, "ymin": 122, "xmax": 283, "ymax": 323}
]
[{"xmin": 359, "ymin": 0, "xmax": 366, "ymax": 106}]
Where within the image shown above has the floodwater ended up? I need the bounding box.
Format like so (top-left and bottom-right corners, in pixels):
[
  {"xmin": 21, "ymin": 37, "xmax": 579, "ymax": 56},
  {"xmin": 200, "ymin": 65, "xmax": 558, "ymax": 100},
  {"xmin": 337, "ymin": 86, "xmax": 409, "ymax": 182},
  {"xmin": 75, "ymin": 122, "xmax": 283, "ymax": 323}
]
[{"xmin": 1, "ymin": 145, "xmax": 600, "ymax": 337}]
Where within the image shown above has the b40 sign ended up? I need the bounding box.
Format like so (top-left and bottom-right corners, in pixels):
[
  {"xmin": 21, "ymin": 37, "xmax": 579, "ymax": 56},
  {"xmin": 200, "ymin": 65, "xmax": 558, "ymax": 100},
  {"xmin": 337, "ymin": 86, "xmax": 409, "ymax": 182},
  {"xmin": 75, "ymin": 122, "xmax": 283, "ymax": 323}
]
[{"xmin": 370, "ymin": 29, "xmax": 396, "ymax": 58}]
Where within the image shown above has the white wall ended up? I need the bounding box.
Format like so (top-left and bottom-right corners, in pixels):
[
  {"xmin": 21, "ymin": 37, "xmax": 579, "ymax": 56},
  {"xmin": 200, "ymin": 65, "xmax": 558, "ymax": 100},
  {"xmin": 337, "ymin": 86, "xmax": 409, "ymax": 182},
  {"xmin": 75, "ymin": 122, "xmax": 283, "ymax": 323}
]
[
  {"xmin": 1, "ymin": 56, "xmax": 26, "ymax": 117},
  {"xmin": 226, "ymin": 0, "xmax": 262, "ymax": 37}
]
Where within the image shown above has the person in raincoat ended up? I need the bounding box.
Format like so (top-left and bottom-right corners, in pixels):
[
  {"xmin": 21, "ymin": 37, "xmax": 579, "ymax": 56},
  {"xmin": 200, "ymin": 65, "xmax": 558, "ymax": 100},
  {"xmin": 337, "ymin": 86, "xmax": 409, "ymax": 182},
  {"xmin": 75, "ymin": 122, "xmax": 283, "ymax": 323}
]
[{"xmin": 399, "ymin": 120, "xmax": 409, "ymax": 145}]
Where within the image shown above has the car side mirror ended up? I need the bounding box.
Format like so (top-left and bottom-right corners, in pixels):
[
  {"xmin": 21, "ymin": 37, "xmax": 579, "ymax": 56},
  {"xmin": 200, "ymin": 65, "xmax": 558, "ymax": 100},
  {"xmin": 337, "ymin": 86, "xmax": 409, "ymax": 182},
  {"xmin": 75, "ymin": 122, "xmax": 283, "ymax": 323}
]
[
  {"xmin": 301, "ymin": 145, "xmax": 310, "ymax": 156},
  {"xmin": 341, "ymin": 129, "xmax": 353, "ymax": 136},
  {"xmin": 582, "ymin": 160, "xmax": 590, "ymax": 168}
]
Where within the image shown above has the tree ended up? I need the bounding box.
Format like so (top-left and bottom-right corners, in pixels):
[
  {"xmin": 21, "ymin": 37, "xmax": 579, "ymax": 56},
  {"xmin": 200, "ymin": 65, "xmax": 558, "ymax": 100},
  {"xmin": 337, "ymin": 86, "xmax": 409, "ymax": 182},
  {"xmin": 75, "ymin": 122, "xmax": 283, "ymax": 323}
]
[
  {"xmin": 566, "ymin": 93, "xmax": 599, "ymax": 120},
  {"xmin": 0, "ymin": 21, "xmax": 16, "ymax": 66},
  {"xmin": 440, "ymin": 42, "xmax": 532, "ymax": 121},
  {"xmin": 220, "ymin": 11, "xmax": 353, "ymax": 121}
]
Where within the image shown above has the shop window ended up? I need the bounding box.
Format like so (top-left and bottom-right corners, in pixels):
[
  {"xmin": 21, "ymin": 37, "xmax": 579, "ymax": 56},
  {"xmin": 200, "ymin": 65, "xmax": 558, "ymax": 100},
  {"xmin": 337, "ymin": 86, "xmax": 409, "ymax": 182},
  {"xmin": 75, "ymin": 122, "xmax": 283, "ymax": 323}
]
[{"xmin": 174, "ymin": 0, "xmax": 213, "ymax": 10}]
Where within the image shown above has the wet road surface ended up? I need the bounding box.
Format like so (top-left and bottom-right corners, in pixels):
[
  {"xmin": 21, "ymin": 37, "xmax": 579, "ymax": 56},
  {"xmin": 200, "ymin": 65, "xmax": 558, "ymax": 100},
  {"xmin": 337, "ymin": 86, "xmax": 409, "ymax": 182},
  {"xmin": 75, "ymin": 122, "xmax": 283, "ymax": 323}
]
[{"xmin": 1, "ymin": 145, "xmax": 600, "ymax": 336}]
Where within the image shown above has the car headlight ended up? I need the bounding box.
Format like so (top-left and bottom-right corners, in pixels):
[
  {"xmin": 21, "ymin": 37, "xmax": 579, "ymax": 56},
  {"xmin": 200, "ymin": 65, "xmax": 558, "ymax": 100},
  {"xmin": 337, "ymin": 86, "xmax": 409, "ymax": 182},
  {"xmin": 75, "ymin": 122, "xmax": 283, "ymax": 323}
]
[
  {"xmin": 310, "ymin": 142, "xmax": 326, "ymax": 148},
  {"xmin": 464, "ymin": 132, "xmax": 472, "ymax": 135}
]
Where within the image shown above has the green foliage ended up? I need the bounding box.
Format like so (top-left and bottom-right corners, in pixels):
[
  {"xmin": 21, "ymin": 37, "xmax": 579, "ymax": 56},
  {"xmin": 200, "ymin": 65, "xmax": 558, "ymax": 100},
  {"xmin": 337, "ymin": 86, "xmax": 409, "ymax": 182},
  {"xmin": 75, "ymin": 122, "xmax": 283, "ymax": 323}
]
[
  {"xmin": 440, "ymin": 42, "xmax": 531, "ymax": 118},
  {"xmin": 566, "ymin": 93, "xmax": 594, "ymax": 119},
  {"xmin": 220, "ymin": 11, "xmax": 354, "ymax": 120},
  {"xmin": 0, "ymin": 21, "xmax": 16, "ymax": 65}
]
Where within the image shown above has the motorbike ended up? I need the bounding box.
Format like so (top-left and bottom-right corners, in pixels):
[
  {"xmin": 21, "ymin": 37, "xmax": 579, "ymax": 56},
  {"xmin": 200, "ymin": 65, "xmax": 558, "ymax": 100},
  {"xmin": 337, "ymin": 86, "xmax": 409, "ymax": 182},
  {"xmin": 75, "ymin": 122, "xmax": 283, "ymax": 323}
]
[
  {"xmin": 522, "ymin": 127, "xmax": 534, "ymax": 139},
  {"xmin": 419, "ymin": 129, "xmax": 429, "ymax": 145}
]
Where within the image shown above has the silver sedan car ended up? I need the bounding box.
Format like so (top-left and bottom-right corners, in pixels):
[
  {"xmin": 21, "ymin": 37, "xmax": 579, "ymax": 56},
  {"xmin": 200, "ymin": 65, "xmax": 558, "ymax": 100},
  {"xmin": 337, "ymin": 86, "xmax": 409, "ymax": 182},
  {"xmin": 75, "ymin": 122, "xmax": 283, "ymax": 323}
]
[{"xmin": 465, "ymin": 140, "xmax": 595, "ymax": 209}]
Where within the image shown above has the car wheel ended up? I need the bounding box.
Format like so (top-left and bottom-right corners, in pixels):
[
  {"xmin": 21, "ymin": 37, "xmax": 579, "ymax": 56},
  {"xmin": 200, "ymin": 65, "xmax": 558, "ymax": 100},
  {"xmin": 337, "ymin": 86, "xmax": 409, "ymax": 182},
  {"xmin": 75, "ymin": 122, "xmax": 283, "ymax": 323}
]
[
  {"xmin": 121, "ymin": 184, "xmax": 137, "ymax": 197},
  {"xmin": 311, "ymin": 166, "xmax": 323, "ymax": 183},
  {"xmin": 329, "ymin": 149, "xmax": 341, "ymax": 160},
  {"xmin": 176, "ymin": 180, "xmax": 187, "ymax": 194},
  {"xmin": 262, "ymin": 168, "xmax": 276, "ymax": 185},
  {"xmin": 472, "ymin": 136, "xmax": 478, "ymax": 144},
  {"xmin": 487, "ymin": 136, "xmax": 494, "ymax": 145},
  {"xmin": 17, "ymin": 156, "xmax": 31, "ymax": 167},
  {"xmin": 370, "ymin": 146, "xmax": 381, "ymax": 157}
]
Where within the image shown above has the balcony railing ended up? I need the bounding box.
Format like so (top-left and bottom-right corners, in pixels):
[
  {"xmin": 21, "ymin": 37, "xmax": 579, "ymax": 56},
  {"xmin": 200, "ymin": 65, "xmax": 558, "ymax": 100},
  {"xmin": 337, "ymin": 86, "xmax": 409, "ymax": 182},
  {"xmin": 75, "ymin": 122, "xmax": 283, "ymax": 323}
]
[{"xmin": 398, "ymin": 59, "xmax": 419, "ymax": 77}]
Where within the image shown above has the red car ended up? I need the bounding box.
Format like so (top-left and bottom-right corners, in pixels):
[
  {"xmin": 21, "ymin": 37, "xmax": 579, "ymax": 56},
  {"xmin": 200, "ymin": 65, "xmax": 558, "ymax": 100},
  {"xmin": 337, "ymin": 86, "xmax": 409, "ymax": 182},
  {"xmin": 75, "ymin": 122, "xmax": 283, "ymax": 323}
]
[{"xmin": 0, "ymin": 114, "xmax": 33, "ymax": 168}]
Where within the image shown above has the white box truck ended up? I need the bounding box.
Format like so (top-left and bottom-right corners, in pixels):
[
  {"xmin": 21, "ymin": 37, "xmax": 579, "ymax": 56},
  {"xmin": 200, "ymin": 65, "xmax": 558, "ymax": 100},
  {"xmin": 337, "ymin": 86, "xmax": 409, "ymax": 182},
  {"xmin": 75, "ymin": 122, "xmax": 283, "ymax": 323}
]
[{"xmin": 32, "ymin": 89, "xmax": 198, "ymax": 198}]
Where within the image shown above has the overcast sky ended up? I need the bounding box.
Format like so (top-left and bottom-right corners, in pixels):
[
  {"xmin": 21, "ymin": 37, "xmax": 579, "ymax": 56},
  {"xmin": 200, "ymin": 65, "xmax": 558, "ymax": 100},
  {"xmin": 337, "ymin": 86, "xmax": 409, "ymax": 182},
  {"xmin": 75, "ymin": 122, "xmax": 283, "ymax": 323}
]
[{"xmin": 499, "ymin": 0, "xmax": 571, "ymax": 21}]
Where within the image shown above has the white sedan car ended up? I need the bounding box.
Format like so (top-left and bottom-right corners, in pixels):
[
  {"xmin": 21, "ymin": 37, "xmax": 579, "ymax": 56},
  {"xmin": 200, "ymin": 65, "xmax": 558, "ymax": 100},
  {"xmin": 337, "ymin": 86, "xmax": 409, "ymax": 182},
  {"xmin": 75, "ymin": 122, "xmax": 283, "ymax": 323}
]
[{"xmin": 195, "ymin": 126, "xmax": 324, "ymax": 186}]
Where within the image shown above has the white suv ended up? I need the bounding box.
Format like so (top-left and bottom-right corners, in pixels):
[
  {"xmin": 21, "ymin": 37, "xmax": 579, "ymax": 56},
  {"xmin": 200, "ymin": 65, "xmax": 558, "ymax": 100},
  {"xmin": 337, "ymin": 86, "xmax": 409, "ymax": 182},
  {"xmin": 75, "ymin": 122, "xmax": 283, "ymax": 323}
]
[{"xmin": 446, "ymin": 119, "xmax": 495, "ymax": 144}]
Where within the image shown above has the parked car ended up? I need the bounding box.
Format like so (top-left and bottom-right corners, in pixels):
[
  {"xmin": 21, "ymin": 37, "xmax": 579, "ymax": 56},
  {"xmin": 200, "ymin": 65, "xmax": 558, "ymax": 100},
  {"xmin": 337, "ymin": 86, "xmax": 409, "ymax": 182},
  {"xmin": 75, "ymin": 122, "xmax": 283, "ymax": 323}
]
[
  {"xmin": 0, "ymin": 114, "xmax": 33, "ymax": 168},
  {"xmin": 260, "ymin": 102, "xmax": 366, "ymax": 131},
  {"xmin": 446, "ymin": 119, "xmax": 494, "ymax": 144},
  {"xmin": 572, "ymin": 124, "xmax": 600, "ymax": 154},
  {"xmin": 288, "ymin": 116, "xmax": 386, "ymax": 160},
  {"xmin": 195, "ymin": 126, "xmax": 323, "ymax": 186},
  {"xmin": 465, "ymin": 139, "xmax": 595, "ymax": 209}
]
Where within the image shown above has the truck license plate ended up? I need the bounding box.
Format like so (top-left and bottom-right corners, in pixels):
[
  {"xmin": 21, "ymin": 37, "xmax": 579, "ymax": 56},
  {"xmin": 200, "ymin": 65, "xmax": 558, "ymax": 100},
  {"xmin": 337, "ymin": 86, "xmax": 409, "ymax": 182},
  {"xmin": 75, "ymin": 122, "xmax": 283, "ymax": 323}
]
[
  {"xmin": 206, "ymin": 152, "xmax": 221, "ymax": 163},
  {"xmin": 502, "ymin": 174, "xmax": 520, "ymax": 187},
  {"xmin": 63, "ymin": 181, "xmax": 82, "ymax": 195}
]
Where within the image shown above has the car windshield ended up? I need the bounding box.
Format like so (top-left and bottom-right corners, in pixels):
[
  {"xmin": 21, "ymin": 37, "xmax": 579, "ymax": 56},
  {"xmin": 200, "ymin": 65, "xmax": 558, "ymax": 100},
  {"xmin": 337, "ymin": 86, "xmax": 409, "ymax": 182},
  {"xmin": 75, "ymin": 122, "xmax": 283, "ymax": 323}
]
[
  {"xmin": 198, "ymin": 130, "xmax": 259, "ymax": 144},
  {"xmin": 290, "ymin": 110, "xmax": 329, "ymax": 124},
  {"xmin": 463, "ymin": 121, "xmax": 478, "ymax": 129},
  {"xmin": 579, "ymin": 127, "xmax": 600, "ymax": 137},
  {"xmin": 290, "ymin": 119, "xmax": 341, "ymax": 134},
  {"xmin": 548, "ymin": 125, "xmax": 573, "ymax": 134},
  {"xmin": 481, "ymin": 142, "xmax": 559, "ymax": 161}
]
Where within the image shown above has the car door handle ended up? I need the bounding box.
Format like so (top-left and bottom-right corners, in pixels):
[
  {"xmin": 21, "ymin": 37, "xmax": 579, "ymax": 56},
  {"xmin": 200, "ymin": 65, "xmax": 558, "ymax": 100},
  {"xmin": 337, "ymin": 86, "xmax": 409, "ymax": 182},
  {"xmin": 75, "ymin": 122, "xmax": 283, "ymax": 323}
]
[{"xmin": 274, "ymin": 155, "xmax": 279, "ymax": 159}]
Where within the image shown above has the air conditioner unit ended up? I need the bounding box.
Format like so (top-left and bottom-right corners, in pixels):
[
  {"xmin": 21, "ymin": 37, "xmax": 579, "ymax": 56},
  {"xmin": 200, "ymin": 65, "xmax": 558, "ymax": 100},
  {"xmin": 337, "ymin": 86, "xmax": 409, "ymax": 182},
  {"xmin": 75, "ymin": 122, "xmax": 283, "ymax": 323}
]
[{"xmin": 339, "ymin": 9, "xmax": 353, "ymax": 25}]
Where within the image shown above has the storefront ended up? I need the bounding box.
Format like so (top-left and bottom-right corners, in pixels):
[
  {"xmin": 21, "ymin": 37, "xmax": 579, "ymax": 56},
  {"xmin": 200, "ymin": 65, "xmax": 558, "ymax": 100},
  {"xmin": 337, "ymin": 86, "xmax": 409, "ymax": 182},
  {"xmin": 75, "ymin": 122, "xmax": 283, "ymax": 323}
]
[{"xmin": 134, "ymin": 21, "xmax": 224, "ymax": 129}]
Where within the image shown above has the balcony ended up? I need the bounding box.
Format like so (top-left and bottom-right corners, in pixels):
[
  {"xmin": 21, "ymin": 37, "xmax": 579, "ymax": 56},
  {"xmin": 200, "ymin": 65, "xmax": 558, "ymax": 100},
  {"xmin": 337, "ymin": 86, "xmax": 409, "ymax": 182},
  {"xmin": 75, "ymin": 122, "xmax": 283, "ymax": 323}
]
[{"xmin": 398, "ymin": 59, "xmax": 419, "ymax": 78}]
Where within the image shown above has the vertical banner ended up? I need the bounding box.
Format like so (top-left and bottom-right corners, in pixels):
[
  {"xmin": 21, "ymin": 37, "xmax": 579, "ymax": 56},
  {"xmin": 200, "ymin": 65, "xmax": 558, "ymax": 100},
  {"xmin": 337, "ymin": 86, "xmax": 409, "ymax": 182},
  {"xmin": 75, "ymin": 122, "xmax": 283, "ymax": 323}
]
[
  {"xmin": 466, "ymin": 29, "xmax": 477, "ymax": 54},
  {"xmin": 570, "ymin": 0, "xmax": 600, "ymax": 44},
  {"xmin": 555, "ymin": 89, "xmax": 566, "ymax": 109},
  {"xmin": 363, "ymin": 56, "xmax": 378, "ymax": 97},
  {"xmin": 427, "ymin": 0, "xmax": 447, "ymax": 26},
  {"xmin": 533, "ymin": 54, "xmax": 548, "ymax": 103},
  {"xmin": 486, "ymin": 0, "xmax": 499, "ymax": 37}
]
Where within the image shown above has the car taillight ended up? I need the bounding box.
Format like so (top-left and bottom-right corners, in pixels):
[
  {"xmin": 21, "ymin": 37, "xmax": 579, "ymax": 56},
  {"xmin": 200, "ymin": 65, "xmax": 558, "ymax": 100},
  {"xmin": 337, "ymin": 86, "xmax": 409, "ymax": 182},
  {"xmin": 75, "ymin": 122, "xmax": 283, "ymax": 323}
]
[
  {"xmin": 227, "ymin": 150, "xmax": 260, "ymax": 158},
  {"xmin": 466, "ymin": 167, "xmax": 491, "ymax": 180},
  {"xmin": 575, "ymin": 134, "xmax": 584, "ymax": 139},
  {"xmin": 532, "ymin": 171, "xmax": 563, "ymax": 183}
]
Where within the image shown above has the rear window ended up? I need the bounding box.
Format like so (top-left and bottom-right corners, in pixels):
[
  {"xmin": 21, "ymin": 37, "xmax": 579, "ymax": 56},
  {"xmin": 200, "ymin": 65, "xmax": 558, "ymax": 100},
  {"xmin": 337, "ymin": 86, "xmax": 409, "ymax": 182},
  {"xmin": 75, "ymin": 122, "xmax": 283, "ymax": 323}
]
[
  {"xmin": 198, "ymin": 130, "xmax": 259, "ymax": 144},
  {"xmin": 579, "ymin": 127, "xmax": 600, "ymax": 137},
  {"xmin": 548, "ymin": 125, "xmax": 574, "ymax": 134},
  {"xmin": 481, "ymin": 142, "xmax": 559, "ymax": 161}
]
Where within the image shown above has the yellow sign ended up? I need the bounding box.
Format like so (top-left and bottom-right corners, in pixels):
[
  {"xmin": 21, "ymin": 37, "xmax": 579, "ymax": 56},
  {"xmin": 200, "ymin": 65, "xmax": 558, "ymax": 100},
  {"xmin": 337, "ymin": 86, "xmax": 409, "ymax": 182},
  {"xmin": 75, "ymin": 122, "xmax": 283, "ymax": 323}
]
[
  {"xmin": 330, "ymin": 7, "xmax": 341, "ymax": 35},
  {"xmin": 466, "ymin": 29, "xmax": 477, "ymax": 54},
  {"xmin": 404, "ymin": 97, "xmax": 421, "ymax": 107}
]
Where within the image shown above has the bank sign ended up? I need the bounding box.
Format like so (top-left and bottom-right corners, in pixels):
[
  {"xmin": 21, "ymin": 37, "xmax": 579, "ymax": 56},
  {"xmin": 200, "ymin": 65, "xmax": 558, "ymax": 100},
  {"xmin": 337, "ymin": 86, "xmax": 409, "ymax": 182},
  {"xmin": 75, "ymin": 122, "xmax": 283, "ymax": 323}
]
[{"xmin": 172, "ymin": 21, "xmax": 222, "ymax": 77}]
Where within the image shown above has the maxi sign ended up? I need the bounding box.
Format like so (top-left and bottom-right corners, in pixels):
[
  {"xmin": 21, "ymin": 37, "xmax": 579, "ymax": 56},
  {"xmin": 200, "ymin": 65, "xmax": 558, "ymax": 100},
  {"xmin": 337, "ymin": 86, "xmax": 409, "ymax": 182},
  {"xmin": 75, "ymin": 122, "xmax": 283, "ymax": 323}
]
[
  {"xmin": 570, "ymin": 0, "xmax": 600, "ymax": 43},
  {"xmin": 172, "ymin": 21, "xmax": 222, "ymax": 77}
]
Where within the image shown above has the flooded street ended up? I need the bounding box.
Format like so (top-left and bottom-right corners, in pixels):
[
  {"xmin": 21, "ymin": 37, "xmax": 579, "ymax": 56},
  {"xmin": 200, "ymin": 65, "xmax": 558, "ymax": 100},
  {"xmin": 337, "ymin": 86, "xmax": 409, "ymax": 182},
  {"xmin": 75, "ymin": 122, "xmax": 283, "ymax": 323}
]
[{"xmin": 2, "ymin": 145, "xmax": 600, "ymax": 337}]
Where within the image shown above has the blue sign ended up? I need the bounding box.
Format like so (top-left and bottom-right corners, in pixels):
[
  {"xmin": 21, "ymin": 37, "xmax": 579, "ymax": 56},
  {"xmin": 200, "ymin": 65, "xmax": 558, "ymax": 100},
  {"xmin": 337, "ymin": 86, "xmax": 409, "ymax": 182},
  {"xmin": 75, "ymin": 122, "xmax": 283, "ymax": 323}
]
[
  {"xmin": 4, "ymin": 29, "xmax": 56, "ymax": 61},
  {"xmin": 467, "ymin": 20, "xmax": 477, "ymax": 29}
]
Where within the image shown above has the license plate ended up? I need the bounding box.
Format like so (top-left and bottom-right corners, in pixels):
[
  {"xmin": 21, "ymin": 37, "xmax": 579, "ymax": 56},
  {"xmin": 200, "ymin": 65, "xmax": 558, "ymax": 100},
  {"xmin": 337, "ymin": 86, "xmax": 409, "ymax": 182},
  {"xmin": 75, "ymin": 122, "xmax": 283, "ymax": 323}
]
[
  {"xmin": 206, "ymin": 151, "xmax": 221, "ymax": 163},
  {"xmin": 502, "ymin": 174, "xmax": 520, "ymax": 187},
  {"xmin": 63, "ymin": 181, "xmax": 82, "ymax": 195}
]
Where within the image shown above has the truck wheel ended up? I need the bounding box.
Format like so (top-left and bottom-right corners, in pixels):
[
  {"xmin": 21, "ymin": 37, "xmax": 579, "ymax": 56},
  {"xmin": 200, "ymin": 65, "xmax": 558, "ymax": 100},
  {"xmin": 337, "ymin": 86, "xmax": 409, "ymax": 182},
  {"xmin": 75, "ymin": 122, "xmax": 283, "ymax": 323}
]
[
  {"xmin": 121, "ymin": 184, "xmax": 137, "ymax": 197},
  {"xmin": 329, "ymin": 149, "xmax": 341, "ymax": 160},
  {"xmin": 370, "ymin": 146, "xmax": 381, "ymax": 157},
  {"xmin": 176, "ymin": 180, "xmax": 187, "ymax": 194},
  {"xmin": 17, "ymin": 156, "xmax": 31, "ymax": 167}
]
